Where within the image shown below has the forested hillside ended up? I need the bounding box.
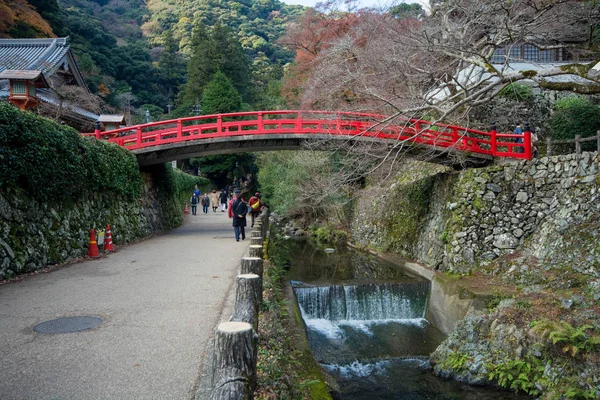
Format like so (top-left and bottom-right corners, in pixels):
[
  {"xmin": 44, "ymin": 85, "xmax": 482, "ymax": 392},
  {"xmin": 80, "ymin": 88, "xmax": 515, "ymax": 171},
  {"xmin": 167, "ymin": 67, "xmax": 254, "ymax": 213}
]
[{"xmin": 1, "ymin": 0, "xmax": 304, "ymax": 121}]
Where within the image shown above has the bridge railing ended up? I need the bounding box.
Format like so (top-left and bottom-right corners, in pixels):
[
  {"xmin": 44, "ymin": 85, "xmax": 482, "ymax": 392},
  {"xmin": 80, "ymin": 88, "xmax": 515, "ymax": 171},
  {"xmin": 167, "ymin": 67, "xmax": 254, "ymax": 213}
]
[{"xmin": 83, "ymin": 110, "xmax": 532, "ymax": 160}]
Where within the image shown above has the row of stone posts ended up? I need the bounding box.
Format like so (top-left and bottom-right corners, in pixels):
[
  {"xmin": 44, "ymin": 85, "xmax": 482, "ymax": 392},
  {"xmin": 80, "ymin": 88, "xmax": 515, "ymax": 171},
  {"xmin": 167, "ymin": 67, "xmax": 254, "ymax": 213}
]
[{"xmin": 209, "ymin": 209, "xmax": 269, "ymax": 400}]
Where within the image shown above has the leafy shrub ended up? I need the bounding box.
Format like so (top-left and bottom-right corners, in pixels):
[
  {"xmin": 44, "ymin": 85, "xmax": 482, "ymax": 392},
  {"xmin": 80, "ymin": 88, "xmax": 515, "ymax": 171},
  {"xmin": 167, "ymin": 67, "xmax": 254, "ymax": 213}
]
[
  {"xmin": 549, "ymin": 96, "xmax": 600, "ymax": 150},
  {"xmin": 532, "ymin": 320, "xmax": 600, "ymax": 357},
  {"xmin": 0, "ymin": 103, "xmax": 142, "ymax": 202},
  {"xmin": 498, "ymin": 83, "xmax": 533, "ymax": 101},
  {"xmin": 486, "ymin": 358, "xmax": 547, "ymax": 396},
  {"xmin": 146, "ymin": 163, "xmax": 210, "ymax": 229}
]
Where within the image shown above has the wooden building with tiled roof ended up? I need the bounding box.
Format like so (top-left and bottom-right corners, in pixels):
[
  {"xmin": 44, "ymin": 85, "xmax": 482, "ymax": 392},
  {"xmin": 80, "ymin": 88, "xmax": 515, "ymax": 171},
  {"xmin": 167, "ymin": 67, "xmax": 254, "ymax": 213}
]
[{"xmin": 0, "ymin": 37, "xmax": 99, "ymax": 130}]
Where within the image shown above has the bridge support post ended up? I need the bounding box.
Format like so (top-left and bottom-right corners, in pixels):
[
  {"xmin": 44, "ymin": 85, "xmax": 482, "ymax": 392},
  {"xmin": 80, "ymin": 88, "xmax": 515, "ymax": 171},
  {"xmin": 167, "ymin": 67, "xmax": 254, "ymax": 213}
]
[
  {"xmin": 136, "ymin": 126, "xmax": 142, "ymax": 145},
  {"xmin": 177, "ymin": 119, "xmax": 182, "ymax": 138},
  {"xmin": 524, "ymin": 125, "xmax": 533, "ymax": 160},
  {"xmin": 490, "ymin": 124, "xmax": 497, "ymax": 156},
  {"xmin": 210, "ymin": 321, "xmax": 258, "ymax": 400}
]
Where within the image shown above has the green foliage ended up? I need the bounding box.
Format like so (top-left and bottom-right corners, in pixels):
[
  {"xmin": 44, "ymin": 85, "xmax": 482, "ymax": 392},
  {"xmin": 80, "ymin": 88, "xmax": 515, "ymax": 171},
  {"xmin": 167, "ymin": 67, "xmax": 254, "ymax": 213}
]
[
  {"xmin": 390, "ymin": 3, "xmax": 425, "ymax": 19},
  {"xmin": 191, "ymin": 153, "xmax": 255, "ymax": 188},
  {"xmin": 440, "ymin": 352, "xmax": 469, "ymax": 370},
  {"xmin": 145, "ymin": 163, "xmax": 210, "ymax": 230},
  {"xmin": 486, "ymin": 358, "xmax": 547, "ymax": 396},
  {"xmin": 180, "ymin": 22, "xmax": 252, "ymax": 110},
  {"xmin": 201, "ymin": 70, "xmax": 243, "ymax": 114},
  {"xmin": 498, "ymin": 83, "xmax": 533, "ymax": 101},
  {"xmin": 313, "ymin": 225, "xmax": 347, "ymax": 245},
  {"xmin": 532, "ymin": 320, "xmax": 600, "ymax": 357},
  {"xmin": 549, "ymin": 96, "xmax": 600, "ymax": 150},
  {"xmin": 484, "ymin": 292, "xmax": 513, "ymax": 310},
  {"xmin": 0, "ymin": 103, "xmax": 142, "ymax": 202}
]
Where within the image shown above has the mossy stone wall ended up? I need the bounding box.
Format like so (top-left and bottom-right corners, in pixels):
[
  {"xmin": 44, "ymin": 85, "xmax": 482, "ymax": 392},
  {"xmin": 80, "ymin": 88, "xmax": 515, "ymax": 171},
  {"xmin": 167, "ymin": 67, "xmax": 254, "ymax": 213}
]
[
  {"xmin": 350, "ymin": 152, "xmax": 600, "ymax": 274},
  {"xmin": 0, "ymin": 105, "xmax": 209, "ymax": 279}
]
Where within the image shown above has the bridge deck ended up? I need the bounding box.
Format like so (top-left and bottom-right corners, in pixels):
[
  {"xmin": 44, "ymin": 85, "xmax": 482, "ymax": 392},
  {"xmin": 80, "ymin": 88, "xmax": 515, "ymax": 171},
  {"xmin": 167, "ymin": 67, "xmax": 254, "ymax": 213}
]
[{"xmin": 83, "ymin": 111, "xmax": 532, "ymax": 165}]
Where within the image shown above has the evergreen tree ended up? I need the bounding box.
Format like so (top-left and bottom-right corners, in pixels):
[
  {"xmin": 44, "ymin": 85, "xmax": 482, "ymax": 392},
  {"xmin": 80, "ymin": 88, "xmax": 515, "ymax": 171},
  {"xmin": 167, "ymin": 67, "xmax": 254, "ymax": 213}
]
[
  {"xmin": 201, "ymin": 70, "xmax": 242, "ymax": 114},
  {"xmin": 182, "ymin": 22, "xmax": 217, "ymax": 107},
  {"xmin": 158, "ymin": 29, "xmax": 186, "ymax": 102},
  {"xmin": 211, "ymin": 23, "xmax": 253, "ymax": 103}
]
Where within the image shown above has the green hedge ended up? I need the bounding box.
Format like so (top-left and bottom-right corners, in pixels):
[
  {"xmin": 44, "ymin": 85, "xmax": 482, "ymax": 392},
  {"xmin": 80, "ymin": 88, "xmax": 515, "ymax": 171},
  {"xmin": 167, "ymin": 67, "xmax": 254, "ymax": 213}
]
[
  {"xmin": 549, "ymin": 96, "xmax": 600, "ymax": 151},
  {"xmin": 0, "ymin": 103, "xmax": 142, "ymax": 202},
  {"xmin": 146, "ymin": 163, "xmax": 210, "ymax": 229}
]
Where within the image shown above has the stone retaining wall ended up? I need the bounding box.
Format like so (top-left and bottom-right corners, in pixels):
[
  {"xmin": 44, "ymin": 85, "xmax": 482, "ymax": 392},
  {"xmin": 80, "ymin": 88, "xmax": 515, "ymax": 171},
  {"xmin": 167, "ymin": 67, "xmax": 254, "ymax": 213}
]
[
  {"xmin": 351, "ymin": 152, "xmax": 600, "ymax": 273},
  {"xmin": 1, "ymin": 172, "xmax": 178, "ymax": 280}
]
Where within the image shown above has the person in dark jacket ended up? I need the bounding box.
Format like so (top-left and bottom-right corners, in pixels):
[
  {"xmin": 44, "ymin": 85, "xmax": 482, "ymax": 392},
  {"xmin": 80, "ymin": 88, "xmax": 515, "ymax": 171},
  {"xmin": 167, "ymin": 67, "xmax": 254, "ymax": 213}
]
[
  {"xmin": 190, "ymin": 193, "xmax": 199, "ymax": 215},
  {"xmin": 201, "ymin": 193, "xmax": 210, "ymax": 214},
  {"xmin": 231, "ymin": 189, "xmax": 247, "ymax": 241},
  {"xmin": 219, "ymin": 189, "xmax": 228, "ymax": 212}
]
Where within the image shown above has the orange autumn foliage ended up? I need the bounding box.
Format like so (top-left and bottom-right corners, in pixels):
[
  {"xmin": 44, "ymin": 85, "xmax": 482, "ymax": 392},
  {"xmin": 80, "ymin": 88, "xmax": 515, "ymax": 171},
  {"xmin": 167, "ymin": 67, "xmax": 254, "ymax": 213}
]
[{"xmin": 0, "ymin": 0, "xmax": 55, "ymax": 38}]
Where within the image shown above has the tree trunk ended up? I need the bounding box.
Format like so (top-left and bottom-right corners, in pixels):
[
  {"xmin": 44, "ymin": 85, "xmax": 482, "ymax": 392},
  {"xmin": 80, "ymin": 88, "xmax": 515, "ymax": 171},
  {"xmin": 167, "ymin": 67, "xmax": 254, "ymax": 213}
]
[
  {"xmin": 211, "ymin": 321, "xmax": 258, "ymax": 400},
  {"xmin": 240, "ymin": 257, "xmax": 263, "ymax": 277},
  {"xmin": 240, "ymin": 257, "xmax": 263, "ymax": 308},
  {"xmin": 231, "ymin": 274, "xmax": 261, "ymax": 331},
  {"xmin": 248, "ymin": 245, "xmax": 263, "ymax": 259}
]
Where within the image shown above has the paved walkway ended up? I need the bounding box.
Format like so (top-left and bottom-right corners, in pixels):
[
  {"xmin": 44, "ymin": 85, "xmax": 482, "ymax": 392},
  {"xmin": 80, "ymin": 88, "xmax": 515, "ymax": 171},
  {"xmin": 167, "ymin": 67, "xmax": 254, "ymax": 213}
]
[{"xmin": 0, "ymin": 210, "xmax": 247, "ymax": 400}]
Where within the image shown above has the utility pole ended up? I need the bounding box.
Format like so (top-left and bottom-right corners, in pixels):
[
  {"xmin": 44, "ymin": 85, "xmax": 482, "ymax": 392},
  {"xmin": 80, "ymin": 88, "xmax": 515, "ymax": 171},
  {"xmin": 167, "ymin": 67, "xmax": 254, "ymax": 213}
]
[{"xmin": 192, "ymin": 98, "xmax": 202, "ymax": 116}]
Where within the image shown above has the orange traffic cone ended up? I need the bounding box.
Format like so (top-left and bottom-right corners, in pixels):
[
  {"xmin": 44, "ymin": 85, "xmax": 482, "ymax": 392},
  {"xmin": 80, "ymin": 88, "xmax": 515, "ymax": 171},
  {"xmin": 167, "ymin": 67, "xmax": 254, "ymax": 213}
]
[
  {"xmin": 184, "ymin": 202, "xmax": 189, "ymax": 214},
  {"xmin": 104, "ymin": 224, "xmax": 114, "ymax": 252},
  {"xmin": 88, "ymin": 229, "xmax": 100, "ymax": 258}
]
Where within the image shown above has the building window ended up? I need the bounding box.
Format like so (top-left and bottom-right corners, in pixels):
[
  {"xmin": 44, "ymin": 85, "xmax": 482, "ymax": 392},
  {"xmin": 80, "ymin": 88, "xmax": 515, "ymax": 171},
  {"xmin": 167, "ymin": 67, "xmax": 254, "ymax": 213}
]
[
  {"xmin": 509, "ymin": 46, "xmax": 522, "ymax": 60},
  {"xmin": 523, "ymin": 44, "xmax": 539, "ymax": 61},
  {"xmin": 491, "ymin": 47, "xmax": 506, "ymax": 63},
  {"xmin": 540, "ymin": 49, "xmax": 555, "ymax": 62},
  {"xmin": 12, "ymin": 81, "xmax": 26, "ymax": 95},
  {"xmin": 28, "ymin": 83, "xmax": 36, "ymax": 97}
]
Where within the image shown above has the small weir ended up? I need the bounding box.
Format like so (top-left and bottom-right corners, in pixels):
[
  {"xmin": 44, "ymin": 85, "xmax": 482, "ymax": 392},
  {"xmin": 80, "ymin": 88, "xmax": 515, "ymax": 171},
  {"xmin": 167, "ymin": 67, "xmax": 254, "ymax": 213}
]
[{"xmin": 281, "ymin": 237, "xmax": 525, "ymax": 399}]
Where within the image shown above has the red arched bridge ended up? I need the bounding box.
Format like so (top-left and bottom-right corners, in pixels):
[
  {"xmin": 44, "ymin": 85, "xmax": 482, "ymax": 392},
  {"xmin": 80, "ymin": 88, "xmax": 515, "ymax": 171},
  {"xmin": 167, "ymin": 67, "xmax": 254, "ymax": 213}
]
[{"xmin": 84, "ymin": 110, "xmax": 532, "ymax": 166}]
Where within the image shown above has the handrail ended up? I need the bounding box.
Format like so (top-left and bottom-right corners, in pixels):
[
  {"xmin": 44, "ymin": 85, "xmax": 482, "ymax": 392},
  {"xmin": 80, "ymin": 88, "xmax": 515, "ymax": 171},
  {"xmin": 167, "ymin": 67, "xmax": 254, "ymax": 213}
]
[{"xmin": 82, "ymin": 110, "xmax": 533, "ymax": 160}]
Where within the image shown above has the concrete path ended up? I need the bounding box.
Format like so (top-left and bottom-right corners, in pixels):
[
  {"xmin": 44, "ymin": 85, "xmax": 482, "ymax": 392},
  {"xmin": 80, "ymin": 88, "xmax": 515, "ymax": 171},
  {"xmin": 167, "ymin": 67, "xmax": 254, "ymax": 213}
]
[{"xmin": 0, "ymin": 210, "xmax": 248, "ymax": 400}]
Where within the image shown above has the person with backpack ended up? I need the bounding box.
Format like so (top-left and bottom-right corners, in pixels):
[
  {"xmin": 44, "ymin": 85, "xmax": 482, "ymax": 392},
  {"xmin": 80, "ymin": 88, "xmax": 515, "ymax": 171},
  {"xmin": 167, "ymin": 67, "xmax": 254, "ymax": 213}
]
[
  {"xmin": 231, "ymin": 189, "xmax": 247, "ymax": 241},
  {"xmin": 190, "ymin": 193, "xmax": 199, "ymax": 216},
  {"xmin": 201, "ymin": 193, "xmax": 210, "ymax": 214},
  {"xmin": 247, "ymin": 192, "xmax": 263, "ymax": 227}
]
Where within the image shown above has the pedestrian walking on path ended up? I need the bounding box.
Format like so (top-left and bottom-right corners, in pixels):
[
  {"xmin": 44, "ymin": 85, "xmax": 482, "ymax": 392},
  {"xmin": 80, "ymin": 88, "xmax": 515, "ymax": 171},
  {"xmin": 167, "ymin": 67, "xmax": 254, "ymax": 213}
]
[
  {"xmin": 210, "ymin": 190, "xmax": 219, "ymax": 213},
  {"xmin": 201, "ymin": 193, "xmax": 210, "ymax": 214},
  {"xmin": 190, "ymin": 193, "xmax": 199, "ymax": 215},
  {"xmin": 231, "ymin": 189, "xmax": 247, "ymax": 241},
  {"xmin": 219, "ymin": 189, "xmax": 228, "ymax": 212},
  {"xmin": 248, "ymin": 192, "xmax": 263, "ymax": 227}
]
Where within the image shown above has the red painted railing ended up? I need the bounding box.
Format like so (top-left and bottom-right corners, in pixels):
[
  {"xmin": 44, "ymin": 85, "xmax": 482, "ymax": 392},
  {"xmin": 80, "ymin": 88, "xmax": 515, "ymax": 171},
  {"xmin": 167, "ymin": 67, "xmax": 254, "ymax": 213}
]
[{"xmin": 83, "ymin": 110, "xmax": 532, "ymax": 160}]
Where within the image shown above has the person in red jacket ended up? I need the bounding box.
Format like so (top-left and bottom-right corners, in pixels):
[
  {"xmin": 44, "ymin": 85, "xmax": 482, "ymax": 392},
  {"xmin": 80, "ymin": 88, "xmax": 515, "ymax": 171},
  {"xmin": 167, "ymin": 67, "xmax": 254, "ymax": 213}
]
[{"xmin": 247, "ymin": 192, "xmax": 262, "ymax": 227}]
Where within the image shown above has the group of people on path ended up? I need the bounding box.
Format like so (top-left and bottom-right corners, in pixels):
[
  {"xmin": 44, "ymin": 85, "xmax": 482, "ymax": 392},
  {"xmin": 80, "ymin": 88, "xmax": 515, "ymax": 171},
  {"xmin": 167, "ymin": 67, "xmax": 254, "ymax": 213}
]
[
  {"xmin": 189, "ymin": 186, "xmax": 264, "ymax": 242},
  {"xmin": 228, "ymin": 190, "xmax": 263, "ymax": 242},
  {"xmin": 189, "ymin": 188, "xmax": 223, "ymax": 216}
]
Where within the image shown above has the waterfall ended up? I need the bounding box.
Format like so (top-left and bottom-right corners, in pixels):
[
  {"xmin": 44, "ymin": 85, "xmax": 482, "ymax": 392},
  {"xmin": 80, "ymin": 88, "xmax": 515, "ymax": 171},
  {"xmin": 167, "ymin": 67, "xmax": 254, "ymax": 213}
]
[{"xmin": 294, "ymin": 282, "xmax": 429, "ymax": 324}]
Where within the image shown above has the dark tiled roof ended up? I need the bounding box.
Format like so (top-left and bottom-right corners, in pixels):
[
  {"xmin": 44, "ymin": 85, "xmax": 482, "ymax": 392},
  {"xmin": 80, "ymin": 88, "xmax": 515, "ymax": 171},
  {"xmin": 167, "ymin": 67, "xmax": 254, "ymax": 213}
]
[{"xmin": 0, "ymin": 38, "xmax": 70, "ymax": 75}]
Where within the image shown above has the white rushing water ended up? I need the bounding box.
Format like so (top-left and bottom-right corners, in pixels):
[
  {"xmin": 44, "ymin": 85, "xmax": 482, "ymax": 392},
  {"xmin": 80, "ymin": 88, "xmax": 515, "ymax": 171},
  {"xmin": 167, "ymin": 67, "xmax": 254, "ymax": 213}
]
[{"xmin": 294, "ymin": 282, "xmax": 429, "ymax": 338}]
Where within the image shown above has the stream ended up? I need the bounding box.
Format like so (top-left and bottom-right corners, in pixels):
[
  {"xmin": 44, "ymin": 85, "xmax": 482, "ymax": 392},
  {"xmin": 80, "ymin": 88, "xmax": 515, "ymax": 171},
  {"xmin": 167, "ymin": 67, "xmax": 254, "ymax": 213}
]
[{"xmin": 278, "ymin": 236, "xmax": 526, "ymax": 399}]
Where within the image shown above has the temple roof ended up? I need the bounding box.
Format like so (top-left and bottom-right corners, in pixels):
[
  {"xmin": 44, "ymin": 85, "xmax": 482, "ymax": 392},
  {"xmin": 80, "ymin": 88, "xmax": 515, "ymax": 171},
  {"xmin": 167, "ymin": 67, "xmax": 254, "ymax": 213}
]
[{"xmin": 0, "ymin": 38, "xmax": 86, "ymax": 89}]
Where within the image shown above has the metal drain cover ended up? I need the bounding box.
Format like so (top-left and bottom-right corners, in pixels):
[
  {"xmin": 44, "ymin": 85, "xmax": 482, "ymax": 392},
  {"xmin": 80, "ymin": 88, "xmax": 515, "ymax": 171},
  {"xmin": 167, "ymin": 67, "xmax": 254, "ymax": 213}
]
[{"xmin": 34, "ymin": 316, "xmax": 102, "ymax": 334}]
